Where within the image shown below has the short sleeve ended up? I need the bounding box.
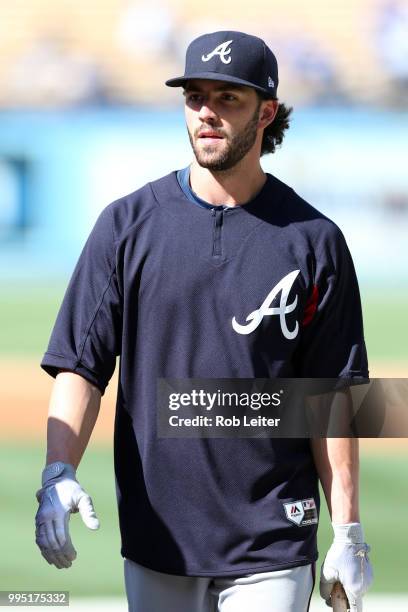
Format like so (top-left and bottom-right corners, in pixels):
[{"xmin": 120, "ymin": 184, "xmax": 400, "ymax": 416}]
[
  {"xmin": 40, "ymin": 205, "xmax": 122, "ymax": 395},
  {"xmin": 294, "ymin": 224, "xmax": 369, "ymax": 382}
]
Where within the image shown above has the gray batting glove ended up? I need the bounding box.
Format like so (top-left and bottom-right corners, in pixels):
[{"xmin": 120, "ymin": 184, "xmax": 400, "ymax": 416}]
[
  {"xmin": 35, "ymin": 461, "xmax": 99, "ymax": 569},
  {"xmin": 320, "ymin": 523, "xmax": 373, "ymax": 612}
]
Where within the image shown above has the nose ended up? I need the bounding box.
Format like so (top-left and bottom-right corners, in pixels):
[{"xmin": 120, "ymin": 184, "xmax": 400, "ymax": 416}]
[{"xmin": 198, "ymin": 101, "xmax": 218, "ymax": 123}]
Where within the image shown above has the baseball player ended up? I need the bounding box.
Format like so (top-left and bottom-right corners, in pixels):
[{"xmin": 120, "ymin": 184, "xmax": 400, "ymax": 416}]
[{"xmin": 35, "ymin": 31, "xmax": 373, "ymax": 612}]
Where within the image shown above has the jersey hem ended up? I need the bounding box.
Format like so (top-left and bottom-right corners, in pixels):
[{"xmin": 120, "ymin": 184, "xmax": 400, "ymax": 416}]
[
  {"xmin": 40, "ymin": 352, "xmax": 108, "ymax": 395},
  {"xmin": 121, "ymin": 551, "xmax": 318, "ymax": 577},
  {"xmin": 335, "ymin": 372, "xmax": 370, "ymax": 388}
]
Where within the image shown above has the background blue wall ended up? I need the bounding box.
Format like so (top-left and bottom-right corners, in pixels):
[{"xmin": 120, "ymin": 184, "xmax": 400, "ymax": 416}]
[{"xmin": 1, "ymin": 107, "xmax": 407, "ymax": 284}]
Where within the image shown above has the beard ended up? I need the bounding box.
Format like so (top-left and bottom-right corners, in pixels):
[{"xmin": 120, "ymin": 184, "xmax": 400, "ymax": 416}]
[{"xmin": 187, "ymin": 101, "xmax": 261, "ymax": 172}]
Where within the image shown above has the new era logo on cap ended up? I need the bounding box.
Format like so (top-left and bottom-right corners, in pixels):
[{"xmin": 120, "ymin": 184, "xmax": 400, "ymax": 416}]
[{"xmin": 165, "ymin": 30, "xmax": 279, "ymax": 98}]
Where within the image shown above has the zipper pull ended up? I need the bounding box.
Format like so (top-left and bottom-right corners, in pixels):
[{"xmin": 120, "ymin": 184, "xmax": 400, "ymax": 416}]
[{"xmin": 216, "ymin": 209, "xmax": 224, "ymax": 226}]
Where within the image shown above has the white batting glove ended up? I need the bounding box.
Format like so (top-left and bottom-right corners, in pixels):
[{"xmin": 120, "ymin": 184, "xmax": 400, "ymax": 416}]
[
  {"xmin": 35, "ymin": 461, "xmax": 99, "ymax": 569},
  {"xmin": 320, "ymin": 523, "xmax": 373, "ymax": 611}
]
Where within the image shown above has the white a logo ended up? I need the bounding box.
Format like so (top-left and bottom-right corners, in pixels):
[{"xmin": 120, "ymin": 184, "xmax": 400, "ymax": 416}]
[
  {"xmin": 232, "ymin": 270, "xmax": 300, "ymax": 339},
  {"xmin": 202, "ymin": 40, "xmax": 233, "ymax": 64}
]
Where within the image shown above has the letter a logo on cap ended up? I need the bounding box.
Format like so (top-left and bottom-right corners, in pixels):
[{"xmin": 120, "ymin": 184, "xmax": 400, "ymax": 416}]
[{"xmin": 202, "ymin": 40, "xmax": 233, "ymax": 64}]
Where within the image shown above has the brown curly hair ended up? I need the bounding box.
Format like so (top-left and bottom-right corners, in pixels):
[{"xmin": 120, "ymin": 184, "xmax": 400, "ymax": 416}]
[{"xmin": 258, "ymin": 95, "xmax": 293, "ymax": 156}]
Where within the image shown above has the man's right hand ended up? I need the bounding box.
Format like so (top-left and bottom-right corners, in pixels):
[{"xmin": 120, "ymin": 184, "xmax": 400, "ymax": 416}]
[{"xmin": 35, "ymin": 461, "xmax": 100, "ymax": 569}]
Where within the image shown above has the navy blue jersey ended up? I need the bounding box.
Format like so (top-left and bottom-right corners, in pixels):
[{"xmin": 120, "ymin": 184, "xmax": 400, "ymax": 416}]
[{"xmin": 41, "ymin": 171, "xmax": 368, "ymax": 576}]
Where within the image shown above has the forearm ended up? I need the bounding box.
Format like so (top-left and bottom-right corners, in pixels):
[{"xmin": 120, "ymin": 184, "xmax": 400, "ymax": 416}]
[
  {"xmin": 46, "ymin": 370, "xmax": 102, "ymax": 469},
  {"xmin": 310, "ymin": 437, "xmax": 360, "ymax": 524}
]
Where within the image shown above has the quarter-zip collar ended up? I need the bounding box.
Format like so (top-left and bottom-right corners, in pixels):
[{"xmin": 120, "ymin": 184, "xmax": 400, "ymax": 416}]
[
  {"xmin": 177, "ymin": 166, "xmax": 229, "ymax": 210},
  {"xmin": 153, "ymin": 169, "xmax": 278, "ymax": 221}
]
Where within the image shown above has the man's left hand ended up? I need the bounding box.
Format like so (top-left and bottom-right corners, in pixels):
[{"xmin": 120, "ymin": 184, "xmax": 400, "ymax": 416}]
[{"xmin": 320, "ymin": 522, "xmax": 373, "ymax": 612}]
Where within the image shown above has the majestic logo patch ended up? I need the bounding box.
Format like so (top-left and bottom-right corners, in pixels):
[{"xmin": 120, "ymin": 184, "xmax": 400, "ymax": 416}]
[
  {"xmin": 232, "ymin": 270, "xmax": 300, "ymax": 339},
  {"xmin": 202, "ymin": 40, "xmax": 233, "ymax": 64},
  {"xmin": 283, "ymin": 498, "xmax": 318, "ymax": 527},
  {"xmin": 268, "ymin": 76, "xmax": 275, "ymax": 88}
]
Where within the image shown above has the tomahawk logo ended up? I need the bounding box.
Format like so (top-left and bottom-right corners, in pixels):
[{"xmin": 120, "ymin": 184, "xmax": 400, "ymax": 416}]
[
  {"xmin": 232, "ymin": 270, "xmax": 300, "ymax": 339},
  {"xmin": 202, "ymin": 40, "xmax": 233, "ymax": 64}
]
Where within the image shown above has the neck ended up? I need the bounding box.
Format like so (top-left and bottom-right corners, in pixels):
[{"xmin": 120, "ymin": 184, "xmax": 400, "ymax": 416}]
[{"xmin": 189, "ymin": 158, "xmax": 267, "ymax": 207}]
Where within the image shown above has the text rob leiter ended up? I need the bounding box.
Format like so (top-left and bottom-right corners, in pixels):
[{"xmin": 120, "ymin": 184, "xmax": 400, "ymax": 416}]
[
  {"xmin": 167, "ymin": 388, "xmax": 283, "ymax": 429},
  {"xmin": 168, "ymin": 415, "xmax": 281, "ymax": 428}
]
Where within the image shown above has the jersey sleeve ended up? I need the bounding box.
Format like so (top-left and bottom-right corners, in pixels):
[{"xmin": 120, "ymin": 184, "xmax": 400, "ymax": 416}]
[
  {"xmin": 295, "ymin": 223, "xmax": 369, "ymax": 382},
  {"xmin": 40, "ymin": 205, "xmax": 122, "ymax": 395}
]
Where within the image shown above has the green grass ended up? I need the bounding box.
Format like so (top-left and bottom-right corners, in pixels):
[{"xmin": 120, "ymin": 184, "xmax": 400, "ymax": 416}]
[
  {"xmin": 0, "ymin": 443, "xmax": 406, "ymax": 596},
  {"xmin": 1, "ymin": 283, "xmax": 408, "ymax": 362},
  {"xmin": 0, "ymin": 283, "xmax": 68, "ymax": 357},
  {"xmin": 361, "ymin": 287, "xmax": 408, "ymax": 362},
  {"xmin": 0, "ymin": 443, "xmax": 123, "ymax": 596},
  {"xmin": 318, "ymin": 452, "xmax": 408, "ymax": 593}
]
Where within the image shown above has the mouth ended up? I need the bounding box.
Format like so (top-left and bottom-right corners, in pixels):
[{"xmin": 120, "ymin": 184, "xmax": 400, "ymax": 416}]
[
  {"xmin": 197, "ymin": 131, "xmax": 224, "ymax": 140},
  {"xmin": 197, "ymin": 132, "xmax": 224, "ymax": 147}
]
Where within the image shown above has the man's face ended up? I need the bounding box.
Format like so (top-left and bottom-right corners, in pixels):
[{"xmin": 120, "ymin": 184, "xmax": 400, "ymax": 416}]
[{"xmin": 184, "ymin": 79, "xmax": 262, "ymax": 171}]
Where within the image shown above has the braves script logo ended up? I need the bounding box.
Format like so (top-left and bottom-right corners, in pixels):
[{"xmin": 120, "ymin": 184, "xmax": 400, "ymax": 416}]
[
  {"xmin": 232, "ymin": 270, "xmax": 300, "ymax": 339},
  {"xmin": 202, "ymin": 40, "xmax": 233, "ymax": 64}
]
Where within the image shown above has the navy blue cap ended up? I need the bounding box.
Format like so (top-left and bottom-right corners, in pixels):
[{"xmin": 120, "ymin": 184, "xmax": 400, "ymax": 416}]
[{"xmin": 166, "ymin": 30, "xmax": 279, "ymax": 98}]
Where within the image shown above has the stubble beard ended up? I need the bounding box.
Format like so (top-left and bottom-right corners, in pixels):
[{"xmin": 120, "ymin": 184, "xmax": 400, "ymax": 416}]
[{"xmin": 187, "ymin": 102, "xmax": 261, "ymax": 172}]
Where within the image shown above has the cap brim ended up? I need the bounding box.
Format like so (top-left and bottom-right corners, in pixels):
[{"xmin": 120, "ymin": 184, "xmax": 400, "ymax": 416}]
[{"xmin": 165, "ymin": 72, "xmax": 276, "ymax": 97}]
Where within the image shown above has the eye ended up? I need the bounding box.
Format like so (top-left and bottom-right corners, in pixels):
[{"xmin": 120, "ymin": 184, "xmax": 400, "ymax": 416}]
[
  {"xmin": 185, "ymin": 93, "xmax": 203, "ymax": 103},
  {"xmin": 221, "ymin": 93, "xmax": 237, "ymax": 101}
]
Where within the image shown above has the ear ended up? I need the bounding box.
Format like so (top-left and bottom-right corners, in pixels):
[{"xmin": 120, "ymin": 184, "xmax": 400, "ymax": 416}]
[{"xmin": 258, "ymin": 99, "xmax": 279, "ymax": 129}]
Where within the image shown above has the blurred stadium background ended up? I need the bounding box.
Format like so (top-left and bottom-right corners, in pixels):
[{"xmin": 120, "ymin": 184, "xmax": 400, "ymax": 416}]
[{"xmin": 0, "ymin": 0, "xmax": 407, "ymax": 609}]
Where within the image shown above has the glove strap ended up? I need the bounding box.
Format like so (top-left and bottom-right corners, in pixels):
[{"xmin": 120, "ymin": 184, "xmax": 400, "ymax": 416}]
[
  {"xmin": 332, "ymin": 522, "xmax": 364, "ymax": 544},
  {"xmin": 41, "ymin": 461, "xmax": 76, "ymax": 487}
]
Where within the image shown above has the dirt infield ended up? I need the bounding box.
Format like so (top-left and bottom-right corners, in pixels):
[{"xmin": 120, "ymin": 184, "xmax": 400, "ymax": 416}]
[
  {"xmin": 0, "ymin": 358, "xmax": 117, "ymax": 443},
  {"xmin": 1, "ymin": 358, "xmax": 406, "ymax": 453}
]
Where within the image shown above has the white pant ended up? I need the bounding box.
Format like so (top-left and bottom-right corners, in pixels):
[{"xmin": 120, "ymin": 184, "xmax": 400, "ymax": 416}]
[{"xmin": 124, "ymin": 558, "xmax": 315, "ymax": 612}]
